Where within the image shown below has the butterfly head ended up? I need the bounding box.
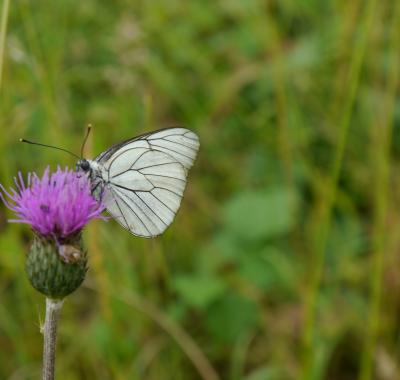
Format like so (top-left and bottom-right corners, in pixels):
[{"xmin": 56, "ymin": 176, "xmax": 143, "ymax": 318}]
[{"xmin": 76, "ymin": 159, "xmax": 91, "ymax": 173}]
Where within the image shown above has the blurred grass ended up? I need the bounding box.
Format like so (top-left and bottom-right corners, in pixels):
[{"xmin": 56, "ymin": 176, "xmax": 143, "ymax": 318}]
[
  {"xmin": 1, "ymin": 1, "xmax": 400, "ymax": 379},
  {"xmin": 359, "ymin": 2, "xmax": 400, "ymax": 379},
  {"xmin": 301, "ymin": 0, "xmax": 377, "ymax": 378}
]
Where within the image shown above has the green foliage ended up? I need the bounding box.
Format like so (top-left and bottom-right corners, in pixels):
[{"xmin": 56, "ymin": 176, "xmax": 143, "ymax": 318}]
[
  {"xmin": 173, "ymin": 273, "xmax": 226, "ymax": 309},
  {"xmin": 223, "ymin": 188, "xmax": 298, "ymax": 241},
  {"xmin": 205, "ymin": 294, "xmax": 258, "ymax": 344},
  {"xmin": 0, "ymin": 0, "xmax": 399, "ymax": 379}
]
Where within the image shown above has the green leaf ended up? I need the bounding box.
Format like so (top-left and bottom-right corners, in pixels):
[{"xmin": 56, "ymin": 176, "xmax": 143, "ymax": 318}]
[
  {"xmin": 173, "ymin": 274, "xmax": 226, "ymax": 309},
  {"xmin": 205, "ymin": 294, "xmax": 258, "ymax": 343},
  {"xmin": 239, "ymin": 246, "xmax": 299, "ymax": 295},
  {"xmin": 223, "ymin": 188, "xmax": 298, "ymax": 241}
]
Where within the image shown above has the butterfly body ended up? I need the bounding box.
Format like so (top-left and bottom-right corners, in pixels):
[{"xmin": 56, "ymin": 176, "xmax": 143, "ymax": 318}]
[
  {"xmin": 77, "ymin": 127, "xmax": 199, "ymax": 237},
  {"xmin": 77, "ymin": 159, "xmax": 106, "ymax": 200}
]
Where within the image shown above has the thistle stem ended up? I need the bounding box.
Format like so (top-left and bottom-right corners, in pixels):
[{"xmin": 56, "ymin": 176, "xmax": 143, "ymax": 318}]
[{"xmin": 42, "ymin": 298, "xmax": 64, "ymax": 380}]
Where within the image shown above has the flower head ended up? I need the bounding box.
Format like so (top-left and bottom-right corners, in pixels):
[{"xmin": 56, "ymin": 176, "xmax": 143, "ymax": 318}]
[{"xmin": 0, "ymin": 166, "xmax": 104, "ymax": 239}]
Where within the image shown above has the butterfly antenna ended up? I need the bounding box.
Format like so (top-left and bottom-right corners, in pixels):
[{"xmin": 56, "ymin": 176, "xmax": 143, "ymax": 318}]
[
  {"xmin": 80, "ymin": 124, "xmax": 92, "ymax": 158},
  {"xmin": 19, "ymin": 139, "xmax": 80, "ymax": 159}
]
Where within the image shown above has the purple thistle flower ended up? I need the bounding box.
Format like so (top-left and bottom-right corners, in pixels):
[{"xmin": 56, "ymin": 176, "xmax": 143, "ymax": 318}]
[{"xmin": 0, "ymin": 166, "xmax": 105, "ymax": 239}]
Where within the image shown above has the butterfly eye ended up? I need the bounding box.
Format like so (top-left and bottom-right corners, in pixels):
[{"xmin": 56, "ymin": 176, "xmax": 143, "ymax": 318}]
[{"xmin": 79, "ymin": 160, "xmax": 90, "ymax": 172}]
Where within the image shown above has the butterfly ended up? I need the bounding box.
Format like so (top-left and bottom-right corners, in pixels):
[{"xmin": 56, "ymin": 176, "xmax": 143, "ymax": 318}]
[{"xmin": 75, "ymin": 127, "xmax": 200, "ymax": 237}]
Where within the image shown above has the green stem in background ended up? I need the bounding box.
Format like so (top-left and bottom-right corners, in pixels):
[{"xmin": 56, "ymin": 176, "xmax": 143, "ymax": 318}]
[
  {"xmin": 359, "ymin": 2, "xmax": 400, "ymax": 379},
  {"xmin": 0, "ymin": 0, "xmax": 11, "ymax": 185},
  {"xmin": 17, "ymin": 0, "xmax": 60, "ymax": 131},
  {"xmin": 0, "ymin": 0, "xmax": 10, "ymax": 91},
  {"xmin": 300, "ymin": 0, "xmax": 377, "ymax": 378},
  {"xmin": 42, "ymin": 298, "xmax": 64, "ymax": 380},
  {"xmin": 264, "ymin": 3, "xmax": 293, "ymax": 186}
]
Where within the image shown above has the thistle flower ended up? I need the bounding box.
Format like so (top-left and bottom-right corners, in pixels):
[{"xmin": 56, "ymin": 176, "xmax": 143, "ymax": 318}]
[
  {"xmin": 0, "ymin": 166, "xmax": 104, "ymax": 238},
  {"xmin": 0, "ymin": 166, "xmax": 105, "ymax": 298}
]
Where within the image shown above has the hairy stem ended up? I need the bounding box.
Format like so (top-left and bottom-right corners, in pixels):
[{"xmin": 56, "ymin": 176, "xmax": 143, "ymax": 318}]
[{"xmin": 42, "ymin": 298, "xmax": 64, "ymax": 380}]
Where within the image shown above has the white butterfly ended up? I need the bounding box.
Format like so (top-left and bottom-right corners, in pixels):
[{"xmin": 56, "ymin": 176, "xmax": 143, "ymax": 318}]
[{"xmin": 76, "ymin": 127, "xmax": 200, "ymax": 237}]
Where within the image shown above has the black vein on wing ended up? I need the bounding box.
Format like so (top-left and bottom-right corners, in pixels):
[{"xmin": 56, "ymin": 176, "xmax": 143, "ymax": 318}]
[
  {"xmin": 148, "ymin": 132, "xmax": 188, "ymax": 139},
  {"xmin": 184, "ymin": 131, "xmax": 199, "ymax": 141},
  {"xmin": 95, "ymin": 128, "xmax": 198, "ymax": 163},
  {"xmin": 135, "ymin": 161, "xmax": 176, "ymax": 170},
  {"xmin": 103, "ymin": 131, "xmax": 197, "ymax": 176},
  {"xmin": 135, "ymin": 191, "xmax": 169, "ymax": 226},
  {"xmin": 151, "ymin": 137, "xmax": 198, "ymax": 152},
  {"xmin": 148, "ymin": 143, "xmax": 195, "ymax": 160},
  {"xmin": 110, "ymin": 161, "xmax": 177, "ymax": 179},
  {"xmin": 141, "ymin": 172, "xmax": 186, "ymax": 183},
  {"xmin": 130, "ymin": 149, "xmax": 150, "ymax": 169},
  {"xmin": 108, "ymin": 146, "xmax": 148, "ymax": 173},
  {"xmin": 153, "ymin": 137, "xmax": 199, "ymax": 152},
  {"xmin": 148, "ymin": 132, "xmax": 198, "ymax": 143},
  {"xmin": 110, "ymin": 149, "xmax": 149, "ymax": 179},
  {"xmin": 139, "ymin": 190, "xmax": 177, "ymax": 214},
  {"xmin": 110, "ymin": 164, "xmax": 186, "ymax": 198},
  {"xmin": 112, "ymin": 180, "xmax": 182, "ymax": 214},
  {"xmin": 111, "ymin": 187, "xmax": 153, "ymax": 236},
  {"xmin": 108, "ymin": 189, "xmax": 148, "ymax": 238},
  {"xmin": 154, "ymin": 186, "xmax": 183, "ymax": 198},
  {"xmin": 113, "ymin": 187, "xmax": 160, "ymax": 232},
  {"xmin": 109, "ymin": 189, "xmax": 130, "ymax": 230}
]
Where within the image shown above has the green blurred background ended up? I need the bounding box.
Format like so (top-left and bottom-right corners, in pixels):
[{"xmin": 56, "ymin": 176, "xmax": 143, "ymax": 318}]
[{"xmin": 0, "ymin": 0, "xmax": 400, "ymax": 379}]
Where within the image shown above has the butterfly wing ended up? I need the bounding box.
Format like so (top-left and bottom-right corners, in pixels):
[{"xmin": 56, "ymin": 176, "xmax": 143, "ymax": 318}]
[{"xmin": 97, "ymin": 128, "xmax": 199, "ymax": 237}]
